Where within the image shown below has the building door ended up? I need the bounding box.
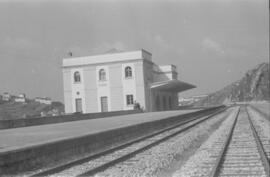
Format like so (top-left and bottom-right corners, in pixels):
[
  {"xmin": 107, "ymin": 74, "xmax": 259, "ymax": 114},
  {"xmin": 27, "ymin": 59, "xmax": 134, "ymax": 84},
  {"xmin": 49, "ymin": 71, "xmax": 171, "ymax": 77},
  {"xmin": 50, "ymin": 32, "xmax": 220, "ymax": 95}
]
[
  {"xmin": 156, "ymin": 95, "xmax": 160, "ymax": 111},
  {"xmin": 163, "ymin": 96, "xmax": 167, "ymax": 111},
  {"xmin": 75, "ymin": 98, "xmax": 82, "ymax": 112},
  {"xmin": 168, "ymin": 96, "xmax": 172, "ymax": 110},
  {"xmin": 100, "ymin": 96, "xmax": 108, "ymax": 112}
]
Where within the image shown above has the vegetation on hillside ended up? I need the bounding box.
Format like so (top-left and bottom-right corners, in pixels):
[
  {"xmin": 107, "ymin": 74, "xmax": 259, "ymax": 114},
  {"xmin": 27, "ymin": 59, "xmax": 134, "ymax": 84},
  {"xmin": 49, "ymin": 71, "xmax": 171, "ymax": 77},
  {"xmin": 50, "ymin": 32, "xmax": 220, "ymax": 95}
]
[{"xmin": 0, "ymin": 100, "xmax": 64, "ymax": 120}]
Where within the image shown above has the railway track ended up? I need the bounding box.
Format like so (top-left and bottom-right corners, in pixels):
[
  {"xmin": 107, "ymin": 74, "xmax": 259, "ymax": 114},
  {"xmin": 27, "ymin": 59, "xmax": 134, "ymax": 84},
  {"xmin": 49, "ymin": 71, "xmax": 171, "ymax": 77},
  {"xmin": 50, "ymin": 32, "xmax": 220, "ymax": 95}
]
[
  {"xmin": 31, "ymin": 107, "xmax": 226, "ymax": 177},
  {"xmin": 210, "ymin": 106, "xmax": 270, "ymax": 177},
  {"xmin": 247, "ymin": 106, "xmax": 270, "ymax": 170}
]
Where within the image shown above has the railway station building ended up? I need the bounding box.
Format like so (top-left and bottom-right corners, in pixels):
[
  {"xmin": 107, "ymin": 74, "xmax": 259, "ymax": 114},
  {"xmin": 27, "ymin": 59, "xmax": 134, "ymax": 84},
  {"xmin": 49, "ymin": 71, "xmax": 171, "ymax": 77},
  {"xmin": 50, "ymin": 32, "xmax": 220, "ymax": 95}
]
[{"xmin": 62, "ymin": 49, "xmax": 195, "ymax": 113}]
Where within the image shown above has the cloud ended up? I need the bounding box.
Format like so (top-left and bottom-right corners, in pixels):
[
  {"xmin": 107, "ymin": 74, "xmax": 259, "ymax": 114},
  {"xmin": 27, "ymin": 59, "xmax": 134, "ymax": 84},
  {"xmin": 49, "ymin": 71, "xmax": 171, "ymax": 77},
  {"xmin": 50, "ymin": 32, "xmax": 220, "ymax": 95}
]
[
  {"xmin": 1, "ymin": 37, "xmax": 39, "ymax": 49},
  {"xmin": 153, "ymin": 34, "xmax": 184, "ymax": 54},
  {"xmin": 154, "ymin": 35, "xmax": 170, "ymax": 49},
  {"xmin": 66, "ymin": 41, "xmax": 128, "ymax": 56},
  {"xmin": 91, "ymin": 41, "xmax": 128, "ymax": 53},
  {"xmin": 201, "ymin": 37, "xmax": 225, "ymax": 54}
]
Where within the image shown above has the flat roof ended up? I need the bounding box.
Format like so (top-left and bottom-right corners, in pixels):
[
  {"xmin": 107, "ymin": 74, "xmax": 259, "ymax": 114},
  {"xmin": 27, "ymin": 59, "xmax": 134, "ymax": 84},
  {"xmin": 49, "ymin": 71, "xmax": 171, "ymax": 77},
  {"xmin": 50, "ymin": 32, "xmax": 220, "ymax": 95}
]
[
  {"xmin": 151, "ymin": 79, "xmax": 196, "ymax": 92},
  {"xmin": 62, "ymin": 49, "xmax": 152, "ymax": 67}
]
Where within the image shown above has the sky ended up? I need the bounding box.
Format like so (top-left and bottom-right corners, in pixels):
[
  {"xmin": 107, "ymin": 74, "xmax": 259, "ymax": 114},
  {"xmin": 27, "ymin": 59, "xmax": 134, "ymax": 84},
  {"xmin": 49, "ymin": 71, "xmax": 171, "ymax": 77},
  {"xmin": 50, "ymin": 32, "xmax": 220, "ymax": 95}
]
[{"xmin": 0, "ymin": 0, "xmax": 269, "ymax": 102}]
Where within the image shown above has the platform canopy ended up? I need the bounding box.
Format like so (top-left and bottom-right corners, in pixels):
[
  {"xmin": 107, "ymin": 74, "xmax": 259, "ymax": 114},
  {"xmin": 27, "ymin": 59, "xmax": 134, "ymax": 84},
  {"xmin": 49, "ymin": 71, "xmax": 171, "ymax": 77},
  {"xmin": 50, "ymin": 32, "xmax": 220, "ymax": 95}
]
[{"xmin": 150, "ymin": 79, "xmax": 196, "ymax": 92}]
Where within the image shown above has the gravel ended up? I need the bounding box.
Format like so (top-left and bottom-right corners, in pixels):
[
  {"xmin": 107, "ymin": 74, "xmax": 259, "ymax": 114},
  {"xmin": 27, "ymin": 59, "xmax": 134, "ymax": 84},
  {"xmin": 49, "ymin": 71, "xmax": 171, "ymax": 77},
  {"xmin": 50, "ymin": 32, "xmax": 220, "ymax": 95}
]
[
  {"xmin": 94, "ymin": 107, "xmax": 237, "ymax": 177},
  {"xmin": 172, "ymin": 107, "xmax": 239, "ymax": 177},
  {"xmin": 251, "ymin": 102, "xmax": 270, "ymax": 117}
]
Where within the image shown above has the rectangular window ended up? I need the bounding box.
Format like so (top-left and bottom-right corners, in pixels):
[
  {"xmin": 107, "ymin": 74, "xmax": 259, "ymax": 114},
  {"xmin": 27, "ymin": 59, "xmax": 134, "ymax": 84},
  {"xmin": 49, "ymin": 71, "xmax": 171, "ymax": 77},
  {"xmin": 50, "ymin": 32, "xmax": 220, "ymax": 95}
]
[
  {"xmin": 126, "ymin": 95, "xmax": 134, "ymax": 105},
  {"xmin": 75, "ymin": 98, "xmax": 82, "ymax": 113}
]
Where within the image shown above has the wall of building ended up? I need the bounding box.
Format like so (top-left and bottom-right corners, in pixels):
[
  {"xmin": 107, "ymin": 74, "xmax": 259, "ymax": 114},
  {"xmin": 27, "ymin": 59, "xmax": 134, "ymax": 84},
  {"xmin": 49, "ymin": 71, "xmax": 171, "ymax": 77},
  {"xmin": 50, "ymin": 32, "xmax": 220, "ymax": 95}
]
[
  {"xmin": 142, "ymin": 62, "xmax": 180, "ymax": 112},
  {"xmin": 63, "ymin": 69, "xmax": 73, "ymax": 114},
  {"xmin": 96, "ymin": 65, "xmax": 111, "ymax": 112},
  {"xmin": 62, "ymin": 50, "xmax": 188, "ymax": 113},
  {"xmin": 110, "ymin": 63, "xmax": 124, "ymax": 111},
  {"xmin": 63, "ymin": 50, "xmax": 152, "ymax": 67},
  {"xmin": 134, "ymin": 61, "xmax": 146, "ymax": 110},
  {"xmin": 121, "ymin": 63, "xmax": 136, "ymax": 110},
  {"xmin": 71, "ymin": 68, "xmax": 86, "ymax": 113},
  {"xmin": 150, "ymin": 90, "xmax": 178, "ymax": 111},
  {"xmin": 152, "ymin": 65, "xmax": 178, "ymax": 82},
  {"xmin": 84, "ymin": 66, "xmax": 98, "ymax": 113},
  {"xmin": 143, "ymin": 60, "xmax": 154, "ymax": 111},
  {"xmin": 63, "ymin": 59, "xmax": 146, "ymax": 113}
]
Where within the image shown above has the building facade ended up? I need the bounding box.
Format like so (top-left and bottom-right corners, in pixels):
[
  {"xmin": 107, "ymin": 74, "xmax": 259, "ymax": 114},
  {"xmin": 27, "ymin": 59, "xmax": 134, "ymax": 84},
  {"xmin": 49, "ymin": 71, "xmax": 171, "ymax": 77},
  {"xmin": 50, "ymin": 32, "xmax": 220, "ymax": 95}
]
[
  {"xmin": 178, "ymin": 94, "xmax": 208, "ymax": 106},
  {"xmin": 2, "ymin": 92, "xmax": 11, "ymax": 101},
  {"xmin": 14, "ymin": 93, "xmax": 26, "ymax": 103},
  {"xmin": 62, "ymin": 49, "xmax": 195, "ymax": 113},
  {"xmin": 35, "ymin": 97, "xmax": 52, "ymax": 105}
]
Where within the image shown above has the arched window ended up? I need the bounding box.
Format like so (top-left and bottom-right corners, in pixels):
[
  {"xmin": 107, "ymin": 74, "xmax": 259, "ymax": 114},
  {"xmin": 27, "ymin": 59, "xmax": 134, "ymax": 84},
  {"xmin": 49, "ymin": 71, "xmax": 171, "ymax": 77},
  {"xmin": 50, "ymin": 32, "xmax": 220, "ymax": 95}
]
[
  {"xmin": 74, "ymin": 71, "xmax": 81, "ymax": 83},
  {"xmin": 99, "ymin": 69, "xmax": 106, "ymax": 81},
  {"xmin": 125, "ymin": 66, "xmax": 132, "ymax": 78}
]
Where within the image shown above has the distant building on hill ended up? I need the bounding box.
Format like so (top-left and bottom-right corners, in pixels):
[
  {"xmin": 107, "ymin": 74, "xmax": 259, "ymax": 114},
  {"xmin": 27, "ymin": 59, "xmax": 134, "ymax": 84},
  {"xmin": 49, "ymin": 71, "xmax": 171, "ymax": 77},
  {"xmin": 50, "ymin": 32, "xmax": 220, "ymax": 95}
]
[
  {"xmin": 2, "ymin": 92, "xmax": 11, "ymax": 101},
  {"xmin": 62, "ymin": 49, "xmax": 195, "ymax": 113},
  {"xmin": 192, "ymin": 94, "xmax": 209, "ymax": 101},
  {"xmin": 35, "ymin": 97, "xmax": 52, "ymax": 105},
  {"xmin": 179, "ymin": 94, "xmax": 208, "ymax": 106},
  {"xmin": 14, "ymin": 93, "xmax": 26, "ymax": 103}
]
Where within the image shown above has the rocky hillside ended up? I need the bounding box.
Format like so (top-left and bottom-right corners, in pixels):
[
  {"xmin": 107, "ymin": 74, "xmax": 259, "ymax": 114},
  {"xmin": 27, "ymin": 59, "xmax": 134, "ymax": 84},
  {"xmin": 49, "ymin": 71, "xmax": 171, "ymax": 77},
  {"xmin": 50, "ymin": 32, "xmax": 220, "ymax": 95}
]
[{"xmin": 195, "ymin": 63, "xmax": 269, "ymax": 106}]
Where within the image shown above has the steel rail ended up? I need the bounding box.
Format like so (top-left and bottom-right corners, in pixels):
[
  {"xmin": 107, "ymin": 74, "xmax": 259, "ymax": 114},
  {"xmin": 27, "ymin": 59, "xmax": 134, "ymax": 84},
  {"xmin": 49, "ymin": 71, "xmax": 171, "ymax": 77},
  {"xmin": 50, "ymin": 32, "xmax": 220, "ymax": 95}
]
[
  {"xmin": 246, "ymin": 106, "xmax": 270, "ymax": 177},
  {"xmin": 209, "ymin": 106, "xmax": 240, "ymax": 177},
  {"xmin": 32, "ymin": 107, "xmax": 227, "ymax": 177}
]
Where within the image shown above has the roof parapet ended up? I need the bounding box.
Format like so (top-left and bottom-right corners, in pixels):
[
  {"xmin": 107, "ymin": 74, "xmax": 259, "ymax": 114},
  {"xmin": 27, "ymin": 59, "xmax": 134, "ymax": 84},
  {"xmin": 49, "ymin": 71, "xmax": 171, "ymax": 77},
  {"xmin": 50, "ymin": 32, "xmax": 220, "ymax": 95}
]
[{"xmin": 62, "ymin": 49, "xmax": 152, "ymax": 67}]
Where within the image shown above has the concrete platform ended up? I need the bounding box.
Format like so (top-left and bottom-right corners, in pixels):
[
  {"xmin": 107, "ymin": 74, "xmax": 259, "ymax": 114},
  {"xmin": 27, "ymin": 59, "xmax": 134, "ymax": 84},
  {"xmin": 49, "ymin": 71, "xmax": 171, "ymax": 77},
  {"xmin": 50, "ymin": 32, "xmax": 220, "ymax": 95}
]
[{"xmin": 0, "ymin": 110, "xmax": 195, "ymax": 153}]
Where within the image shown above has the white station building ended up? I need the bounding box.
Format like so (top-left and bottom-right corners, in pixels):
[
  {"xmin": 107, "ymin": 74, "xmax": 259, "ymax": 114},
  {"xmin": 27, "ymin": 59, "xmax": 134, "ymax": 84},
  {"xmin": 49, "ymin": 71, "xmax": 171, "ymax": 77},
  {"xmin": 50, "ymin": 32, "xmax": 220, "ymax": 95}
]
[{"xmin": 62, "ymin": 49, "xmax": 195, "ymax": 113}]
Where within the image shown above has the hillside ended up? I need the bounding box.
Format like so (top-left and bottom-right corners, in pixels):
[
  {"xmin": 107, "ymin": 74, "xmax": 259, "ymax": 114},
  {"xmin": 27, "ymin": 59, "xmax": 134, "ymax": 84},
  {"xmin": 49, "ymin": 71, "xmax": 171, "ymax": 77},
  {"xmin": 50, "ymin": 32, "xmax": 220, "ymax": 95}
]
[
  {"xmin": 0, "ymin": 100, "xmax": 64, "ymax": 120},
  {"xmin": 195, "ymin": 63, "xmax": 269, "ymax": 106}
]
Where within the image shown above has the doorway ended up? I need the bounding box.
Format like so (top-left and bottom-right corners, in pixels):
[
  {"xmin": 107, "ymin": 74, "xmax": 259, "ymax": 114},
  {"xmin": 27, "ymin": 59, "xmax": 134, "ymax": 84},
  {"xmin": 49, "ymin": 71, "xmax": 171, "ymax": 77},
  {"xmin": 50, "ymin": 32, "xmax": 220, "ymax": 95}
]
[
  {"xmin": 75, "ymin": 98, "xmax": 82, "ymax": 113},
  {"xmin": 100, "ymin": 96, "xmax": 108, "ymax": 112}
]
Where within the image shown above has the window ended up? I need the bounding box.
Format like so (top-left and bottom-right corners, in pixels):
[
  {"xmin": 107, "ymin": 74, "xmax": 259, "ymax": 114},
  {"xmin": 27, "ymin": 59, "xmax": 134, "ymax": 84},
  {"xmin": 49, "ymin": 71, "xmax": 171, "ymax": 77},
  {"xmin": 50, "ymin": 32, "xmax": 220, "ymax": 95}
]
[
  {"xmin": 74, "ymin": 71, "xmax": 81, "ymax": 83},
  {"xmin": 126, "ymin": 95, "xmax": 134, "ymax": 105},
  {"xmin": 99, "ymin": 69, "xmax": 106, "ymax": 81},
  {"xmin": 125, "ymin": 66, "xmax": 132, "ymax": 78}
]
